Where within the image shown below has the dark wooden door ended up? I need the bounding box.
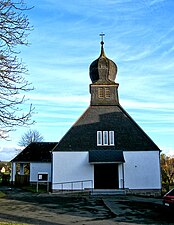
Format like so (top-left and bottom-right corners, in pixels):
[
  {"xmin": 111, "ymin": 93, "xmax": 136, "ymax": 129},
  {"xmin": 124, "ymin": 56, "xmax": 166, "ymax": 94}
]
[{"xmin": 94, "ymin": 164, "xmax": 118, "ymax": 189}]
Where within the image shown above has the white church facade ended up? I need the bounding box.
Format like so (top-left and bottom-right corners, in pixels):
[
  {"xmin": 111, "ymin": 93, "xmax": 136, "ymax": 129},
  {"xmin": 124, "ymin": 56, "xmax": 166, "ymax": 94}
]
[{"xmin": 52, "ymin": 151, "xmax": 161, "ymax": 195}]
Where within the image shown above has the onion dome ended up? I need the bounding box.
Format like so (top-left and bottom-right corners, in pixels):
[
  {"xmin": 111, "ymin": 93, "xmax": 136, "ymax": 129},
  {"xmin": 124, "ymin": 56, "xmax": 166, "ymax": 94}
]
[{"xmin": 89, "ymin": 39, "xmax": 117, "ymax": 84}]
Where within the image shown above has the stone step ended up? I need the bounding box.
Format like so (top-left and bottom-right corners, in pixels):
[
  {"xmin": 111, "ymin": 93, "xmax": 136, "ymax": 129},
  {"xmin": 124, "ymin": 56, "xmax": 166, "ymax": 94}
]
[
  {"xmin": 52, "ymin": 189, "xmax": 126, "ymax": 196},
  {"xmin": 51, "ymin": 189, "xmax": 90, "ymax": 197},
  {"xmin": 90, "ymin": 189, "xmax": 126, "ymax": 196}
]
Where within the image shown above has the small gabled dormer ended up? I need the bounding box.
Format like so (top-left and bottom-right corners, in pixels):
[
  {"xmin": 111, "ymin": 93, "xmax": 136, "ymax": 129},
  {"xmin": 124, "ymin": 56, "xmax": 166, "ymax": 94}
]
[{"xmin": 89, "ymin": 35, "xmax": 119, "ymax": 106}]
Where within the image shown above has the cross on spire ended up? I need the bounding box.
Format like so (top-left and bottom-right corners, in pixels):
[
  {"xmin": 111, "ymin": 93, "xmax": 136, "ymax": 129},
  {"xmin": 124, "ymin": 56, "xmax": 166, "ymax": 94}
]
[{"xmin": 100, "ymin": 32, "xmax": 105, "ymax": 46}]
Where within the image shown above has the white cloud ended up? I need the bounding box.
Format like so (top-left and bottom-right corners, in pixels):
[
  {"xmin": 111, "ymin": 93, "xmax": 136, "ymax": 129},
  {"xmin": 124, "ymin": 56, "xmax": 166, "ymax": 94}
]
[
  {"xmin": 27, "ymin": 93, "xmax": 89, "ymax": 104},
  {"xmin": 0, "ymin": 147, "xmax": 18, "ymax": 162}
]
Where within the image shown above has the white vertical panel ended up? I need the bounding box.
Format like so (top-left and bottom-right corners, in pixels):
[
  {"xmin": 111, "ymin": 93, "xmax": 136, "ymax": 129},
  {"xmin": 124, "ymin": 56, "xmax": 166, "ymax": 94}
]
[
  {"xmin": 123, "ymin": 151, "xmax": 161, "ymax": 189},
  {"xmin": 52, "ymin": 151, "xmax": 94, "ymax": 190}
]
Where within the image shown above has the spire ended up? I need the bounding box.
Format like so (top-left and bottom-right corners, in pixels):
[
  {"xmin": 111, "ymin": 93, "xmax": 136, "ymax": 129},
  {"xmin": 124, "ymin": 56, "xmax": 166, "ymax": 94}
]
[
  {"xmin": 100, "ymin": 32, "xmax": 105, "ymax": 44},
  {"xmin": 89, "ymin": 34, "xmax": 117, "ymax": 84},
  {"xmin": 99, "ymin": 32, "xmax": 106, "ymax": 57},
  {"xmin": 89, "ymin": 35, "xmax": 119, "ymax": 105}
]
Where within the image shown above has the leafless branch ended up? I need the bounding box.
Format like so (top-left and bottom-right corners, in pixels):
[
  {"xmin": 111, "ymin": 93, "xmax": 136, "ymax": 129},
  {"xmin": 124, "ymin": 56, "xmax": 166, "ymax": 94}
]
[{"xmin": 0, "ymin": 0, "xmax": 34, "ymax": 138}]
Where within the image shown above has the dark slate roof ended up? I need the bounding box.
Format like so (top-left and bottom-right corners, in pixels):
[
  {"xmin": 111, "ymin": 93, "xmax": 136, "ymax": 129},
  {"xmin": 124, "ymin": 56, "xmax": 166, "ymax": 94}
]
[
  {"xmin": 53, "ymin": 105, "xmax": 160, "ymax": 152},
  {"xmin": 11, "ymin": 142, "xmax": 58, "ymax": 162},
  {"xmin": 89, "ymin": 150, "xmax": 125, "ymax": 163}
]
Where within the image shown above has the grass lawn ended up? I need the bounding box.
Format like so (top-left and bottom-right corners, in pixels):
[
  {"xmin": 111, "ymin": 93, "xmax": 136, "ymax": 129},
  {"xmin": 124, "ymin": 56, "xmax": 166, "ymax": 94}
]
[{"xmin": 0, "ymin": 191, "xmax": 6, "ymax": 198}]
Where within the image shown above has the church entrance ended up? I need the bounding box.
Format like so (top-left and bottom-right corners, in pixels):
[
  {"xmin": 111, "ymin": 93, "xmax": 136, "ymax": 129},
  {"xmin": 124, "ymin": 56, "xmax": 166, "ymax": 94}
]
[{"xmin": 94, "ymin": 164, "xmax": 118, "ymax": 189}]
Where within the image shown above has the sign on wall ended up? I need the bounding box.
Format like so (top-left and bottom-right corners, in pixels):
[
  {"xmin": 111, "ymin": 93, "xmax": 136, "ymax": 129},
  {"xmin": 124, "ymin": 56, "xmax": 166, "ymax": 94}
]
[
  {"xmin": 37, "ymin": 172, "xmax": 49, "ymax": 192},
  {"xmin": 38, "ymin": 173, "xmax": 48, "ymax": 181}
]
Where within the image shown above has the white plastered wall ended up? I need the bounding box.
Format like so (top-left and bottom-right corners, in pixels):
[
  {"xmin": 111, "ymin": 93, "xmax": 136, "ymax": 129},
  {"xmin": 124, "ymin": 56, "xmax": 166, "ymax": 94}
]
[
  {"xmin": 52, "ymin": 151, "xmax": 93, "ymax": 190},
  {"xmin": 30, "ymin": 162, "xmax": 52, "ymax": 182},
  {"xmin": 123, "ymin": 151, "xmax": 161, "ymax": 189}
]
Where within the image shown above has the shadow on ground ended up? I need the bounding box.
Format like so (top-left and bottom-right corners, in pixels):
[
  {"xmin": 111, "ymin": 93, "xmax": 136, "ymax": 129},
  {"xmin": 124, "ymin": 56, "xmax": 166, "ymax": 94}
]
[{"xmin": 0, "ymin": 186, "xmax": 173, "ymax": 225}]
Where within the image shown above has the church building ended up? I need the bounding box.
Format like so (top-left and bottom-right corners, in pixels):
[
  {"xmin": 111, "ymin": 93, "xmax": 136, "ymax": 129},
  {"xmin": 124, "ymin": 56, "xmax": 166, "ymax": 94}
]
[{"xmin": 51, "ymin": 38, "xmax": 161, "ymax": 196}]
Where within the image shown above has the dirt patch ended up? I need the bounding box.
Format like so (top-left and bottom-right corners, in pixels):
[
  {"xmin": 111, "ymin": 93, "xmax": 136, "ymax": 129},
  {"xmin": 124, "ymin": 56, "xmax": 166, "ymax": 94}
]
[
  {"xmin": 0, "ymin": 187, "xmax": 114, "ymax": 225},
  {"xmin": 0, "ymin": 187, "xmax": 173, "ymax": 225}
]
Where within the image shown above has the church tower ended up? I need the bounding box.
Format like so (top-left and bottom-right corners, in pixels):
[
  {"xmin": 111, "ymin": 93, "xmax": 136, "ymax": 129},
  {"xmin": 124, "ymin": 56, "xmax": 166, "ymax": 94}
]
[
  {"xmin": 54, "ymin": 36, "xmax": 160, "ymax": 152},
  {"xmin": 90, "ymin": 37, "xmax": 119, "ymax": 106}
]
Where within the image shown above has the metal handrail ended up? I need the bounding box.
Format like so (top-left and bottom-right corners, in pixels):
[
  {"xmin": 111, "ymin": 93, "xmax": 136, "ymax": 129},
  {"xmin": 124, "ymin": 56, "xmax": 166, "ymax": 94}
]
[{"xmin": 53, "ymin": 179, "xmax": 93, "ymax": 191}]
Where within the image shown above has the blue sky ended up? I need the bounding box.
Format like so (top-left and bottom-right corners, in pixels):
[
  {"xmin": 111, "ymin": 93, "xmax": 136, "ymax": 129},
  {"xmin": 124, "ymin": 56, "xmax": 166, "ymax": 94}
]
[{"xmin": 0, "ymin": 0, "xmax": 174, "ymax": 161}]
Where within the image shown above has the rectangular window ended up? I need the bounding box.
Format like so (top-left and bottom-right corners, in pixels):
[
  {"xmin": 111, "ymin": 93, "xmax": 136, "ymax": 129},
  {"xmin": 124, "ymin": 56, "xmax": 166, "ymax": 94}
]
[
  {"xmin": 97, "ymin": 131, "xmax": 115, "ymax": 146},
  {"xmin": 105, "ymin": 88, "xmax": 111, "ymax": 98},
  {"xmin": 97, "ymin": 131, "xmax": 102, "ymax": 146},
  {"xmin": 98, "ymin": 88, "xmax": 104, "ymax": 98},
  {"xmin": 103, "ymin": 131, "xmax": 109, "ymax": 145},
  {"xmin": 109, "ymin": 131, "xmax": 115, "ymax": 145}
]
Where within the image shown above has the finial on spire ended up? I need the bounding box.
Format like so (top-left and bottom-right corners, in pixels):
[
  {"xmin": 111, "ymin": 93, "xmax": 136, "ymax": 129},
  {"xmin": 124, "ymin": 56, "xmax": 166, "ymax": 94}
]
[
  {"xmin": 100, "ymin": 32, "xmax": 105, "ymax": 46},
  {"xmin": 99, "ymin": 32, "xmax": 105, "ymax": 56}
]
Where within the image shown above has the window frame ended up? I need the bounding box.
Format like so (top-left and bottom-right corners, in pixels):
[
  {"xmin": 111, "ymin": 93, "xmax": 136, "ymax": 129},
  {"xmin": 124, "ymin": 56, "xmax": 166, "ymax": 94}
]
[
  {"xmin": 97, "ymin": 131, "xmax": 102, "ymax": 146},
  {"xmin": 105, "ymin": 88, "xmax": 111, "ymax": 98},
  {"xmin": 103, "ymin": 131, "xmax": 109, "ymax": 145},
  {"xmin": 97, "ymin": 131, "xmax": 115, "ymax": 146},
  {"xmin": 98, "ymin": 88, "xmax": 104, "ymax": 99},
  {"xmin": 109, "ymin": 131, "xmax": 115, "ymax": 146}
]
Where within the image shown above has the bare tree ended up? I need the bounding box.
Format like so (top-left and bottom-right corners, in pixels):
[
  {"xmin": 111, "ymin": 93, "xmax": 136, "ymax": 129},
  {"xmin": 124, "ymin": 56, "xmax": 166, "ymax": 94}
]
[
  {"xmin": 0, "ymin": 0, "xmax": 34, "ymax": 139},
  {"xmin": 18, "ymin": 129, "xmax": 44, "ymax": 147}
]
